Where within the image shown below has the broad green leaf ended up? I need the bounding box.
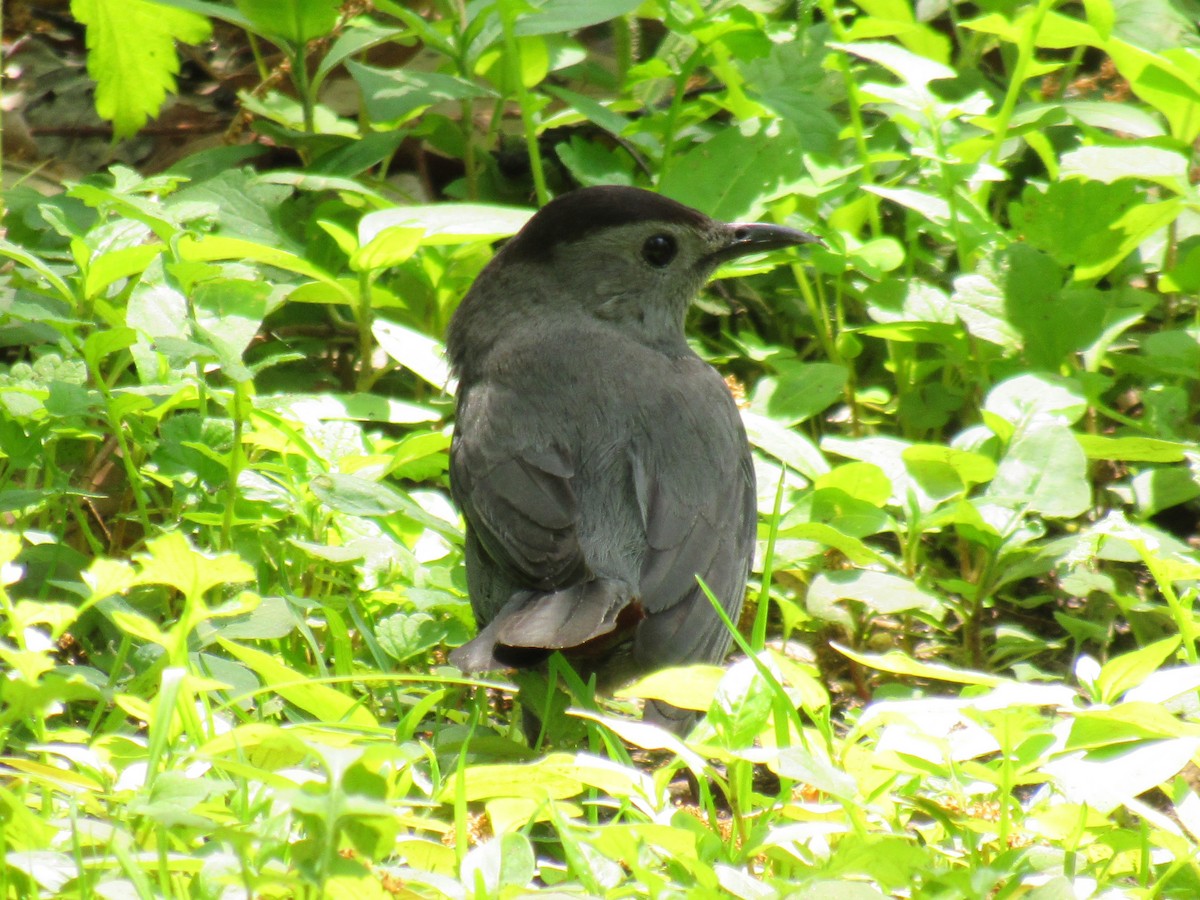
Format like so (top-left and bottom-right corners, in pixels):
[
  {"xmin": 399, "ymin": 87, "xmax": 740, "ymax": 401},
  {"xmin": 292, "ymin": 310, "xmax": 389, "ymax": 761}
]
[
  {"xmin": 0, "ymin": 240, "xmax": 76, "ymax": 305},
  {"xmin": 660, "ymin": 120, "xmax": 807, "ymax": 222},
  {"xmin": 903, "ymin": 445, "xmax": 997, "ymax": 499},
  {"xmin": 371, "ymin": 320, "xmax": 455, "ymax": 394},
  {"xmin": 1095, "ymin": 637, "xmax": 1182, "ymax": 704},
  {"xmin": 749, "ymin": 362, "xmax": 847, "ymax": 426},
  {"xmin": 262, "ymin": 392, "xmax": 441, "ymax": 426},
  {"xmin": 512, "ymin": 0, "xmax": 643, "ymax": 35},
  {"xmin": 985, "ymin": 374, "xmax": 1088, "ymax": 428},
  {"xmin": 988, "ymin": 421, "xmax": 1091, "ymax": 518},
  {"xmin": 1068, "ymin": 702, "xmax": 1200, "ymax": 749},
  {"xmin": 134, "ymin": 532, "xmax": 255, "ymax": 598},
  {"xmin": 192, "ymin": 278, "xmax": 274, "ymax": 382},
  {"xmin": 376, "ymin": 612, "xmax": 447, "ymax": 663},
  {"xmin": 834, "ymin": 643, "xmax": 1004, "ymax": 686},
  {"xmin": 217, "ymin": 638, "xmax": 378, "ymax": 728},
  {"xmin": 1043, "ymin": 737, "xmax": 1200, "ymax": 813},
  {"xmin": 807, "ymin": 570, "xmax": 944, "ymax": 627},
  {"xmin": 867, "ymin": 186, "xmax": 952, "ymax": 228},
  {"xmin": 1105, "ymin": 38, "xmax": 1200, "ymax": 142},
  {"xmin": 774, "ymin": 522, "xmax": 893, "ymax": 567},
  {"xmin": 72, "ymin": 0, "xmax": 211, "ymax": 138},
  {"xmin": 82, "ymin": 327, "xmax": 137, "ymax": 373},
  {"xmin": 709, "ymin": 658, "xmax": 776, "ymax": 750},
  {"xmin": 815, "ymin": 462, "xmax": 892, "ymax": 506},
  {"xmin": 83, "ymin": 244, "xmax": 163, "ymax": 299},
  {"xmin": 1076, "ymin": 197, "xmax": 1184, "ymax": 281},
  {"xmin": 346, "ymin": 60, "xmax": 494, "ymax": 128},
  {"xmin": 834, "ymin": 41, "xmax": 955, "ymax": 90},
  {"xmin": 743, "ymin": 412, "xmax": 830, "ymax": 480},
  {"xmin": 460, "ymin": 833, "xmax": 535, "ymax": 895},
  {"xmin": 350, "ymin": 226, "xmax": 422, "ymax": 272},
  {"xmin": 176, "ymin": 235, "xmax": 352, "ymax": 300},
  {"xmin": 359, "ymin": 203, "xmax": 533, "ymax": 246},
  {"xmin": 1131, "ymin": 466, "xmax": 1200, "ymax": 517},
  {"xmin": 772, "ymin": 746, "xmax": 859, "ymax": 801},
  {"xmin": 616, "ymin": 665, "xmax": 726, "ymax": 711},
  {"xmin": 1060, "ymin": 145, "xmax": 1188, "ymax": 188},
  {"xmin": 439, "ymin": 755, "xmax": 587, "ymax": 803},
  {"xmin": 1076, "ymin": 434, "xmax": 1189, "ymax": 462},
  {"xmin": 234, "ymin": 0, "xmax": 339, "ymax": 46}
]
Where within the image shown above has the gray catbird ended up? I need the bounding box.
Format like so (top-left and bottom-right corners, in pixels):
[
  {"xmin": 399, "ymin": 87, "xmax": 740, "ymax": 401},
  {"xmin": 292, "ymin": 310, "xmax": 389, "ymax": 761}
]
[{"xmin": 446, "ymin": 185, "xmax": 818, "ymax": 730}]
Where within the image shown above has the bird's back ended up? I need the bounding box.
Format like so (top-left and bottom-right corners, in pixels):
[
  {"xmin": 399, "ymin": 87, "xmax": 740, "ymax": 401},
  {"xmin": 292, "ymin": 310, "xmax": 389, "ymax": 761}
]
[{"xmin": 449, "ymin": 314, "xmax": 755, "ymax": 686}]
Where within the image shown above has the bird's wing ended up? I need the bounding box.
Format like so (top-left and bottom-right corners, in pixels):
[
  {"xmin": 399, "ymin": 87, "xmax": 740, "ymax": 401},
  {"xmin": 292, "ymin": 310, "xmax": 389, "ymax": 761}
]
[
  {"xmin": 450, "ymin": 382, "xmax": 588, "ymax": 596},
  {"xmin": 631, "ymin": 365, "xmax": 756, "ymax": 666}
]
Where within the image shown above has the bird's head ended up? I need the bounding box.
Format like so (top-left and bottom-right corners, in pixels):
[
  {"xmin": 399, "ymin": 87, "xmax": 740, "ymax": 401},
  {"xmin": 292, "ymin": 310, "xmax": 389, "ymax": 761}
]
[{"xmin": 448, "ymin": 185, "xmax": 820, "ymax": 368}]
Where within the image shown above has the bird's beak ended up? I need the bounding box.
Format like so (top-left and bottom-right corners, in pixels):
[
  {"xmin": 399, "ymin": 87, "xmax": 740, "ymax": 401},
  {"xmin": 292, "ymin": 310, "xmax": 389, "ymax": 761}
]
[{"xmin": 710, "ymin": 222, "xmax": 823, "ymax": 265}]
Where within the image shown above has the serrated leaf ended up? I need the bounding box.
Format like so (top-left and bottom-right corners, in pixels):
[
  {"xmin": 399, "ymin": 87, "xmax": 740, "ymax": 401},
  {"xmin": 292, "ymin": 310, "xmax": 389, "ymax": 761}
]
[{"xmin": 72, "ymin": 0, "xmax": 211, "ymax": 138}]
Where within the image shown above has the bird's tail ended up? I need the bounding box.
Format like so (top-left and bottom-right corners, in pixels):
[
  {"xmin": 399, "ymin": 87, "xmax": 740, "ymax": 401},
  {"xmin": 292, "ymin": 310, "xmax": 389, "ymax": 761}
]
[{"xmin": 449, "ymin": 579, "xmax": 641, "ymax": 673}]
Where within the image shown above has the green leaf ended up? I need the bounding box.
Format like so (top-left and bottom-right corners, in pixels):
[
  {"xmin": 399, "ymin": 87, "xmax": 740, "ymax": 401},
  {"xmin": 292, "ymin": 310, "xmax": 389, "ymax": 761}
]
[
  {"xmin": 376, "ymin": 612, "xmax": 448, "ymax": 663},
  {"xmin": 660, "ymin": 120, "xmax": 807, "ymax": 221},
  {"xmin": 1076, "ymin": 434, "xmax": 1189, "ymax": 462},
  {"xmin": 1131, "ymin": 466, "xmax": 1200, "ymax": 517},
  {"xmin": 772, "ymin": 747, "xmax": 859, "ymax": 801},
  {"xmin": 902, "ymin": 445, "xmax": 997, "ymax": 499},
  {"xmin": 833, "ymin": 643, "xmax": 1004, "ymax": 686},
  {"xmin": 460, "ymin": 833, "xmax": 536, "ymax": 894},
  {"xmin": 743, "ymin": 412, "xmax": 830, "ymax": 481},
  {"xmin": 1106, "ymin": 38, "xmax": 1200, "ymax": 142},
  {"xmin": 1059, "ymin": 145, "xmax": 1188, "ymax": 189},
  {"xmin": 71, "ymin": 0, "xmax": 211, "ymax": 138},
  {"xmin": 371, "ymin": 321, "xmax": 455, "ymax": 394},
  {"xmin": 774, "ymin": 522, "xmax": 894, "ymax": 567},
  {"xmin": 1043, "ymin": 737, "xmax": 1200, "ymax": 814},
  {"xmin": 82, "ymin": 326, "xmax": 138, "ymax": 372},
  {"xmin": 358, "ymin": 203, "xmax": 533, "ymax": 247},
  {"xmin": 192, "ymin": 278, "xmax": 274, "ymax": 382},
  {"xmin": 835, "ymin": 40, "xmax": 955, "ymax": 90},
  {"xmin": 217, "ymin": 638, "xmax": 379, "ymax": 728},
  {"xmin": 350, "ymin": 226, "xmax": 422, "ymax": 272},
  {"xmin": 134, "ymin": 532, "xmax": 255, "ymax": 598},
  {"xmin": 988, "ymin": 422, "xmax": 1091, "ymax": 519},
  {"xmin": 234, "ymin": 0, "xmax": 339, "ymax": 46},
  {"xmin": 616, "ymin": 665, "xmax": 727, "ymax": 711},
  {"xmin": 985, "ymin": 373, "xmax": 1088, "ymax": 429},
  {"xmin": 749, "ymin": 362, "xmax": 848, "ymax": 426},
  {"xmin": 346, "ymin": 60, "xmax": 494, "ymax": 128},
  {"xmin": 177, "ymin": 235, "xmax": 352, "ymax": 301},
  {"xmin": 512, "ymin": 0, "xmax": 643, "ymax": 35},
  {"xmin": 1095, "ymin": 637, "xmax": 1182, "ymax": 704},
  {"xmin": 807, "ymin": 570, "xmax": 944, "ymax": 627},
  {"xmin": 83, "ymin": 244, "xmax": 164, "ymax": 299}
]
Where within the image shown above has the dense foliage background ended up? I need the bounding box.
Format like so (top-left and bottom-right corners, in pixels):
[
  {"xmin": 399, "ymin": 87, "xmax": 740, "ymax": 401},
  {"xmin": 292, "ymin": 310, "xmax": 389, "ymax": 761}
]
[{"xmin": 3, "ymin": 0, "xmax": 1200, "ymax": 895}]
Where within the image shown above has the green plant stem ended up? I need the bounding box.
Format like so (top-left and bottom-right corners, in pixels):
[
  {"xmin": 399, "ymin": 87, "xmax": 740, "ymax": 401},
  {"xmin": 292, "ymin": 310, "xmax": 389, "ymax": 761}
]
[
  {"xmin": 498, "ymin": 0, "xmax": 549, "ymax": 205},
  {"xmin": 355, "ymin": 271, "xmax": 375, "ymax": 391},
  {"xmin": 981, "ymin": 0, "xmax": 1058, "ymax": 210},
  {"xmin": 819, "ymin": 0, "xmax": 881, "ymax": 238},
  {"xmin": 221, "ymin": 382, "xmax": 248, "ymax": 552},
  {"xmin": 656, "ymin": 51, "xmax": 700, "ymax": 186},
  {"xmin": 291, "ymin": 46, "xmax": 316, "ymax": 135},
  {"xmin": 753, "ymin": 469, "xmax": 787, "ymax": 653},
  {"xmin": 93, "ymin": 380, "xmax": 154, "ymax": 543}
]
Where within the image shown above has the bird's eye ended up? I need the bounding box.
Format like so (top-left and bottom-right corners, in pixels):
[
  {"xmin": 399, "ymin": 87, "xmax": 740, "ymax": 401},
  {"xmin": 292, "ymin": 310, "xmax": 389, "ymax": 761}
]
[{"xmin": 641, "ymin": 233, "xmax": 677, "ymax": 268}]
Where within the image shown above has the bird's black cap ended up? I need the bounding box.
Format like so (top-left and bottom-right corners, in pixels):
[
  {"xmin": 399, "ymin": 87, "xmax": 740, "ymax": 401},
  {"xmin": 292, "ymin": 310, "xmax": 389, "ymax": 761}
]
[{"xmin": 500, "ymin": 186, "xmax": 712, "ymax": 264}]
